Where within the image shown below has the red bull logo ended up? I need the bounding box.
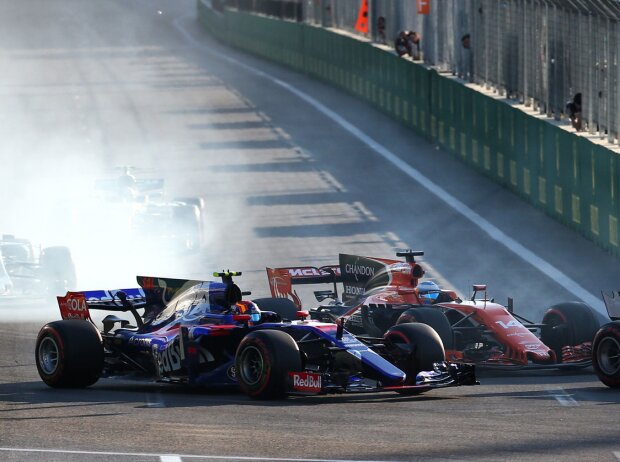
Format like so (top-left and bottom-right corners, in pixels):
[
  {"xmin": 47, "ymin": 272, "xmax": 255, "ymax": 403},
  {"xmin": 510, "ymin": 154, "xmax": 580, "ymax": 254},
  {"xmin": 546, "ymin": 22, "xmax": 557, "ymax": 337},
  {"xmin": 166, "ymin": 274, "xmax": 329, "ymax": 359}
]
[{"xmin": 289, "ymin": 372, "xmax": 322, "ymax": 392}]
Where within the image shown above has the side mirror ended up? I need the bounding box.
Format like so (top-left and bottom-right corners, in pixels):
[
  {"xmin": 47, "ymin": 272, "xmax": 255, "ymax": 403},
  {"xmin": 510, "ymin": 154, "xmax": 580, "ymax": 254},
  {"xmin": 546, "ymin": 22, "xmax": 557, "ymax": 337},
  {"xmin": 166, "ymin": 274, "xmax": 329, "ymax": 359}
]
[
  {"xmin": 296, "ymin": 311, "xmax": 309, "ymax": 321},
  {"xmin": 470, "ymin": 284, "xmax": 488, "ymax": 302}
]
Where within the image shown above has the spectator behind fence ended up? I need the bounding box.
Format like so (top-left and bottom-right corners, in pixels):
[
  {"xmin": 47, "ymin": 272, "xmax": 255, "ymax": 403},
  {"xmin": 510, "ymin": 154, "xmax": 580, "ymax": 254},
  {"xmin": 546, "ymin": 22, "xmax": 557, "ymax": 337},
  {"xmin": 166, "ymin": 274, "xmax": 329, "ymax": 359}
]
[
  {"xmin": 408, "ymin": 31, "xmax": 421, "ymax": 60},
  {"xmin": 395, "ymin": 30, "xmax": 412, "ymax": 57},
  {"xmin": 460, "ymin": 33, "xmax": 473, "ymax": 82},
  {"xmin": 461, "ymin": 33, "xmax": 470, "ymax": 49},
  {"xmin": 566, "ymin": 93, "xmax": 582, "ymax": 131},
  {"xmin": 377, "ymin": 16, "xmax": 386, "ymax": 44}
]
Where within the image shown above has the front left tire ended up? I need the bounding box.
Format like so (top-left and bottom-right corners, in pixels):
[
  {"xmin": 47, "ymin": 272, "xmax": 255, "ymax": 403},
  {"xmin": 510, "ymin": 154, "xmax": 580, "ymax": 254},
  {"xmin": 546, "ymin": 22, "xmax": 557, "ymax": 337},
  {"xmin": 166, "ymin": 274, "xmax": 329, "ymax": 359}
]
[{"xmin": 235, "ymin": 330, "xmax": 301, "ymax": 399}]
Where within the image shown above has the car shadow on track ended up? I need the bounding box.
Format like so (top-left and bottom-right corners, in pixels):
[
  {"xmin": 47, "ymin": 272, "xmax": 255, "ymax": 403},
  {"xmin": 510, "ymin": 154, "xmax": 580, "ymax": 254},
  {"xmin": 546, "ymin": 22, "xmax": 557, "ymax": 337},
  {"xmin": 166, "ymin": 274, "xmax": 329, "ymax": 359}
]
[
  {"xmin": 477, "ymin": 366, "xmax": 595, "ymax": 378},
  {"xmin": 0, "ymin": 379, "xmax": 458, "ymax": 410},
  {"xmin": 90, "ymin": 380, "xmax": 462, "ymax": 407},
  {"xmin": 469, "ymin": 385, "xmax": 620, "ymax": 405}
]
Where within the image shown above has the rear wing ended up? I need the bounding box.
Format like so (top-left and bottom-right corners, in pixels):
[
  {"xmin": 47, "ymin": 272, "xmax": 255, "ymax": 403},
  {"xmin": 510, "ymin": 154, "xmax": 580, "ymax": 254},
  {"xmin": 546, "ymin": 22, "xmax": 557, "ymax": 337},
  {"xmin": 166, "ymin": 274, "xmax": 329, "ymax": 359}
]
[
  {"xmin": 95, "ymin": 178, "xmax": 164, "ymax": 193},
  {"xmin": 602, "ymin": 291, "xmax": 620, "ymax": 320},
  {"xmin": 266, "ymin": 266, "xmax": 341, "ymax": 309},
  {"xmin": 58, "ymin": 288, "xmax": 145, "ymax": 321},
  {"xmin": 266, "ymin": 253, "xmax": 405, "ymax": 308}
]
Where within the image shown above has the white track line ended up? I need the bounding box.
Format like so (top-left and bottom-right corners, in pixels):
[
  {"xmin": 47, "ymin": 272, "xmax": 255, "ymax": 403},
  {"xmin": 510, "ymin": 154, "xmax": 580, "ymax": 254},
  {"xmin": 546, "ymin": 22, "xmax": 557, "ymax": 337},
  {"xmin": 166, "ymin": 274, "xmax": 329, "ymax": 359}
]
[
  {"xmin": 546, "ymin": 387, "xmax": 579, "ymax": 406},
  {"xmin": 0, "ymin": 447, "xmax": 391, "ymax": 462},
  {"xmin": 173, "ymin": 13, "xmax": 604, "ymax": 314}
]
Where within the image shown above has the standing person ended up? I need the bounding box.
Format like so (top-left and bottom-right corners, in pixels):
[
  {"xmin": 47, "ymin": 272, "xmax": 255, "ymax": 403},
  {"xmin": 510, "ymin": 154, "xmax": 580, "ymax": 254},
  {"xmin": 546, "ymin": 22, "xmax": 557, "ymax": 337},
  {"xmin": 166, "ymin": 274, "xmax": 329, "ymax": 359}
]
[
  {"xmin": 377, "ymin": 16, "xmax": 386, "ymax": 44},
  {"xmin": 461, "ymin": 33, "xmax": 471, "ymax": 49},
  {"xmin": 394, "ymin": 30, "xmax": 412, "ymax": 57},
  {"xmin": 408, "ymin": 31, "xmax": 421, "ymax": 60},
  {"xmin": 566, "ymin": 93, "xmax": 582, "ymax": 131},
  {"xmin": 460, "ymin": 33, "xmax": 473, "ymax": 81}
]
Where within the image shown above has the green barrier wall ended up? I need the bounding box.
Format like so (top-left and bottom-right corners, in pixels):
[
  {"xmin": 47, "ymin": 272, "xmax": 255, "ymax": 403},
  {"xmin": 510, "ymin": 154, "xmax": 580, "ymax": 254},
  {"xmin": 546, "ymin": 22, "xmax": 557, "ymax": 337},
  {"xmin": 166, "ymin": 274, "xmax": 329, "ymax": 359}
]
[{"xmin": 198, "ymin": 2, "xmax": 620, "ymax": 256}]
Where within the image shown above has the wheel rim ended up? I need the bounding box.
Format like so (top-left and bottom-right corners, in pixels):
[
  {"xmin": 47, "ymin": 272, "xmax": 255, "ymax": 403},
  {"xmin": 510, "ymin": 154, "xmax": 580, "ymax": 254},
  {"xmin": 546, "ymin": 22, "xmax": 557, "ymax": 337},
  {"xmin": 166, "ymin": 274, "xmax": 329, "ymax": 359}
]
[
  {"xmin": 239, "ymin": 345, "xmax": 264, "ymax": 386},
  {"xmin": 38, "ymin": 336, "xmax": 59, "ymax": 375},
  {"xmin": 598, "ymin": 336, "xmax": 620, "ymax": 376}
]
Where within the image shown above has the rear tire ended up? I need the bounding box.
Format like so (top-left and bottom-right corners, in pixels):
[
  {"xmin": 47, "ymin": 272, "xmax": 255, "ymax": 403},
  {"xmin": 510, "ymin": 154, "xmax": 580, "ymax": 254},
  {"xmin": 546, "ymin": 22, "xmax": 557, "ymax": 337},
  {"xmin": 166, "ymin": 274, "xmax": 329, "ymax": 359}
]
[
  {"xmin": 396, "ymin": 307, "xmax": 454, "ymax": 350},
  {"xmin": 541, "ymin": 302, "xmax": 599, "ymax": 361},
  {"xmin": 35, "ymin": 320, "xmax": 103, "ymax": 388},
  {"xmin": 39, "ymin": 246, "xmax": 76, "ymax": 294},
  {"xmin": 592, "ymin": 321, "xmax": 620, "ymax": 388},
  {"xmin": 173, "ymin": 204, "xmax": 202, "ymax": 251},
  {"xmin": 384, "ymin": 323, "xmax": 445, "ymax": 389},
  {"xmin": 235, "ymin": 330, "xmax": 301, "ymax": 399},
  {"xmin": 253, "ymin": 297, "xmax": 298, "ymax": 321}
]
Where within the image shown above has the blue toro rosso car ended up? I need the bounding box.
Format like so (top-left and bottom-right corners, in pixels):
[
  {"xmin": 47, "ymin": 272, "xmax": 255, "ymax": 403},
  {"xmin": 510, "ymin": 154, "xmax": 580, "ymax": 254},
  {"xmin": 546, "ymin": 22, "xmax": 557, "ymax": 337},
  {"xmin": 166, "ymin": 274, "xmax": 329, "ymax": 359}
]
[{"xmin": 35, "ymin": 272, "xmax": 477, "ymax": 399}]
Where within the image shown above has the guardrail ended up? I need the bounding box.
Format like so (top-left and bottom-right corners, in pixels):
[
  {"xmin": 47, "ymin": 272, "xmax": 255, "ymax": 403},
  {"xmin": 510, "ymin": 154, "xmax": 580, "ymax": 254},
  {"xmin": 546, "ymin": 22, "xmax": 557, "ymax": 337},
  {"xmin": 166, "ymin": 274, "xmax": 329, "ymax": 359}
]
[{"xmin": 197, "ymin": 1, "xmax": 620, "ymax": 256}]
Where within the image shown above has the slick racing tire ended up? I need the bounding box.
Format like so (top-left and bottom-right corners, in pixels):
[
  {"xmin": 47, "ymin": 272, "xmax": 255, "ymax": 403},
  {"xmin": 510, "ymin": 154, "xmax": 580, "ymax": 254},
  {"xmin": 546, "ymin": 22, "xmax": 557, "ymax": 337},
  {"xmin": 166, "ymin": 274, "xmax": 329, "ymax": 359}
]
[
  {"xmin": 253, "ymin": 298, "xmax": 298, "ymax": 321},
  {"xmin": 541, "ymin": 302, "xmax": 599, "ymax": 362},
  {"xmin": 39, "ymin": 246, "xmax": 77, "ymax": 294},
  {"xmin": 35, "ymin": 320, "xmax": 104, "ymax": 388},
  {"xmin": 235, "ymin": 330, "xmax": 301, "ymax": 399},
  {"xmin": 384, "ymin": 323, "xmax": 445, "ymax": 391},
  {"xmin": 173, "ymin": 204, "xmax": 202, "ymax": 252},
  {"xmin": 592, "ymin": 321, "xmax": 620, "ymax": 388},
  {"xmin": 396, "ymin": 307, "xmax": 454, "ymax": 350}
]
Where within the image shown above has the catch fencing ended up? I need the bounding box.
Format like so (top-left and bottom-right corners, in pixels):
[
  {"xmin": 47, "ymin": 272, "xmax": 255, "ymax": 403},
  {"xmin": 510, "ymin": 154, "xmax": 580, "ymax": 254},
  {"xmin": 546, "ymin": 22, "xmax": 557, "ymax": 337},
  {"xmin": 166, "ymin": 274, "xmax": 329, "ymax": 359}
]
[
  {"xmin": 248, "ymin": 0, "xmax": 620, "ymax": 145},
  {"xmin": 199, "ymin": 1, "xmax": 620, "ymax": 256}
]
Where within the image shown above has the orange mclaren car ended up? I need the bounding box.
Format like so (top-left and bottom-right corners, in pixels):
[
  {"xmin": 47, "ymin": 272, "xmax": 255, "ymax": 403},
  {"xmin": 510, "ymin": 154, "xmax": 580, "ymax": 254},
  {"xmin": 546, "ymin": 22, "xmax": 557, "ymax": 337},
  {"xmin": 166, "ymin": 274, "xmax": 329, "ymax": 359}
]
[{"xmin": 262, "ymin": 250, "xmax": 600, "ymax": 369}]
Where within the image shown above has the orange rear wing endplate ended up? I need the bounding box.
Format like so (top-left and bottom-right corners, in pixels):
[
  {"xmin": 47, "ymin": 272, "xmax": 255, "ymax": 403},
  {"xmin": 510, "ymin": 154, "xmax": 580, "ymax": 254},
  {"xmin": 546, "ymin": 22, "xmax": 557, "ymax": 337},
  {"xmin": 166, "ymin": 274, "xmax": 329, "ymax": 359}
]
[
  {"xmin": 266, "ymin": 266, "xmax": 340, "ymax": 309},
  {"xmin": 58, "ymin": 292, "xmax": 92, "ymax": 321}
]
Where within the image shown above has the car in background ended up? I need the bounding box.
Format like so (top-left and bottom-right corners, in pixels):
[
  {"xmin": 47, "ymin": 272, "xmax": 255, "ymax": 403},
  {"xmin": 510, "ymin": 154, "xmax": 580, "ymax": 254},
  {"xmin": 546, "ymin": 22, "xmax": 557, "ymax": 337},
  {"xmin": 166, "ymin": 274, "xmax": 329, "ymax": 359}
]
[
  {"xmin": 0, "ymin": 234, "xmax": 76, "ymax": 297},
  {"xmin": 35, "ymin": 272, "xmax": 476, "ymax": 399},
  {"xmin": 94, "ymin": 167, "xmax": 204, "ymax": 252},
  {"xmin": 592, "ymin": 291, "xmax": 620, "ymax": 387},
  {"xmin": 264, "ymin": 250, "xmax": 600, "ymax": 370}
]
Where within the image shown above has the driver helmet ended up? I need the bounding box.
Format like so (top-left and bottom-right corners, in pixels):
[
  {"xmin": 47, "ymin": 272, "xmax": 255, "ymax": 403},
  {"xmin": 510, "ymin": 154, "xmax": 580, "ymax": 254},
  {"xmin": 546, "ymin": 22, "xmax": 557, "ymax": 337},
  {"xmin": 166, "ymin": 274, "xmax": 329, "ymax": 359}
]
[
  {"xmin": 417, "ymin": 280, "xmax": 441, "ymax": 304},
  {"xmin": 234, "ymin": 301, "xmax": 261, "ymax": 322}
]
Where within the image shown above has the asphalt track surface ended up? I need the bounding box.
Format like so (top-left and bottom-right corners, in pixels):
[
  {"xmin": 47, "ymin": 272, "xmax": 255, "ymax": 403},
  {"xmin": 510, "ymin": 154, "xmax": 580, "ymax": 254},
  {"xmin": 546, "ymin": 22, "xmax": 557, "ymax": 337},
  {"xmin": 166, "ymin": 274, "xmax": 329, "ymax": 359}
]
[{"xmin": 0, "ymin": 1, "xmax": 619, "ymax": 461}]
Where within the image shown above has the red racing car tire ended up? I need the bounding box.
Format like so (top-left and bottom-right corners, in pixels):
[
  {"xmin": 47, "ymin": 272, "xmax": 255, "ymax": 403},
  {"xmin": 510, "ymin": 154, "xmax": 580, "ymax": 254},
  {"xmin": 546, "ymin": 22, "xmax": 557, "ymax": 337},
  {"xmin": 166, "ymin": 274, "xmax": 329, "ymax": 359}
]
[
  {"xmin": 235, "ymin": 330, "xmax": 301, "ymax": 399},
  {"xmin": 35, "ymin": 320, "xmax": 103, "ymax": 388},
  {"xmin": 385, "ymin": 322, "xmax": 445, "ymax": 387},
  {"xmin": 541, "ymin": 302, "xmax": 599, "ymax": 361},
  {"xmin": 592, "ymin": 321, "xmax": 620, "ymax": 388}
]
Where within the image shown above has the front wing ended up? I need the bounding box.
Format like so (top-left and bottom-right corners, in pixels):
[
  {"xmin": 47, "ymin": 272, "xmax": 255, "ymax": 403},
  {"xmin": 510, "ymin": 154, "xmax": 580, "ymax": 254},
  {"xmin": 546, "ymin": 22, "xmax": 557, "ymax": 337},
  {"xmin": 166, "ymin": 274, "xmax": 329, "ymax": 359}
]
[{"xmin": 287, "ymin": 362, "xmax": 477, "ymax": 395}]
